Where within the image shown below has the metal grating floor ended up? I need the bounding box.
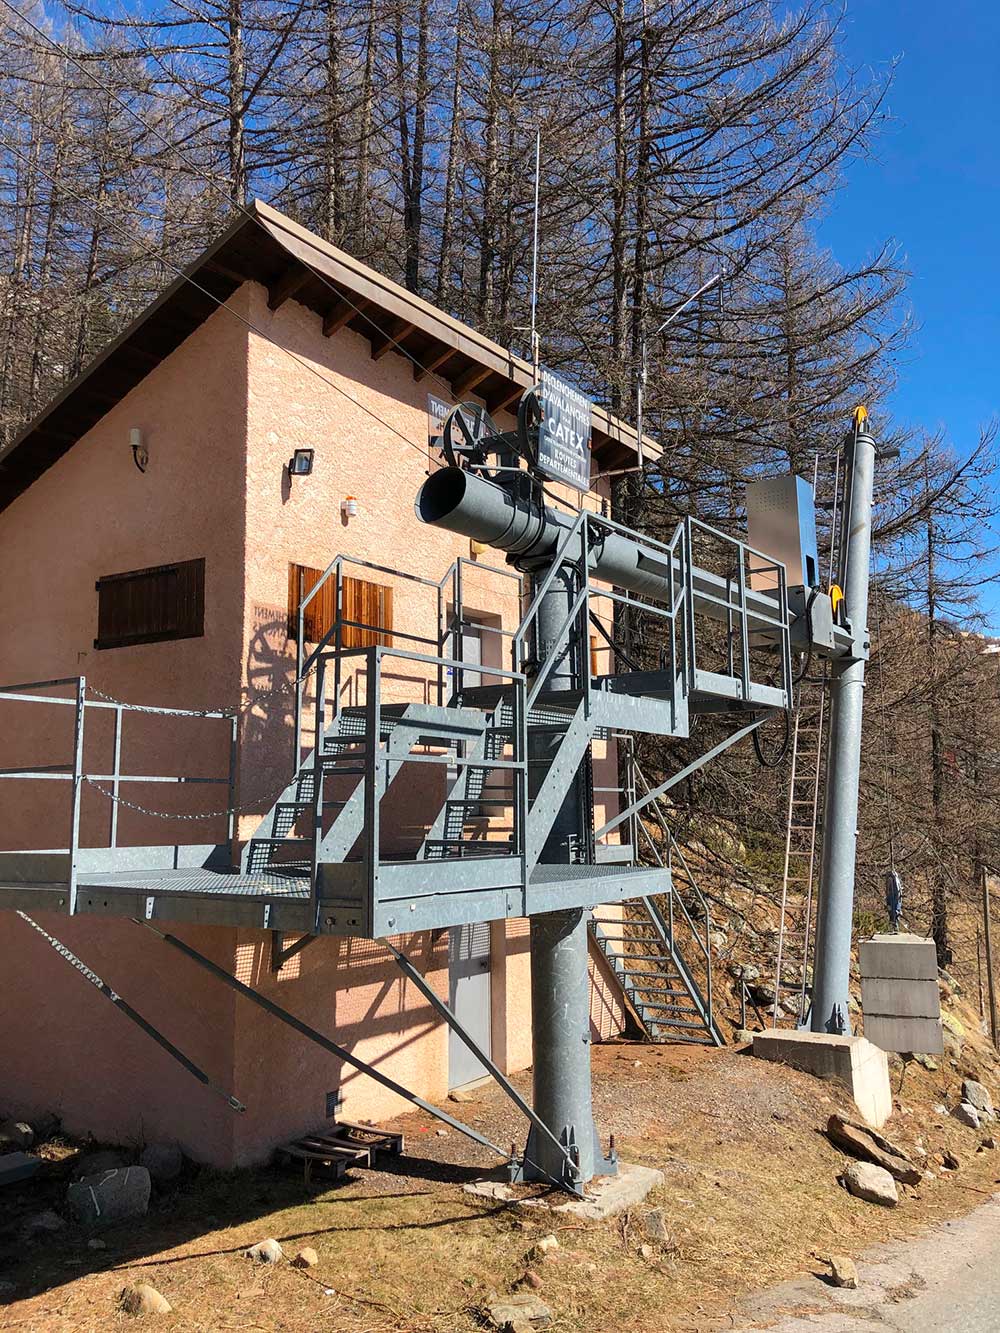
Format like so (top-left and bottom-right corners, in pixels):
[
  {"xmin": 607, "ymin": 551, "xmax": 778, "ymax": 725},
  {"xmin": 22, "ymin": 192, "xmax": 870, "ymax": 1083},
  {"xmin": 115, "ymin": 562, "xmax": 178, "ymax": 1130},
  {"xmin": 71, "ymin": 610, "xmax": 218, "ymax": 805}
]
[{"xmin": 76, "ymin": 868, "xmax": 311, "ymax": 899}]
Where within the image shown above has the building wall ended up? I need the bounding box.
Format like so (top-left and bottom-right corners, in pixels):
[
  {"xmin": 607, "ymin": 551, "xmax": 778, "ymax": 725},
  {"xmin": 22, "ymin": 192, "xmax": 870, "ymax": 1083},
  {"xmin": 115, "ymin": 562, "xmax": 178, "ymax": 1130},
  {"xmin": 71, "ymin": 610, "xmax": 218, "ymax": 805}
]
[{"xmin": 0, "ymin": 295, "xmax": 253, "ymax": 1161}]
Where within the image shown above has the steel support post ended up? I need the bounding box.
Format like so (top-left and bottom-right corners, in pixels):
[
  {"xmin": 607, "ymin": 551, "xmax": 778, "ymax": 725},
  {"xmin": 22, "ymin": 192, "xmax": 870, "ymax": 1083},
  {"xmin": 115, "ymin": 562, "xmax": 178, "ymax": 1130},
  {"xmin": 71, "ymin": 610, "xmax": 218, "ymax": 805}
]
[
  {"xmin": 519, "ymin": 558, "xmax": 615, "ymax": 1186},
  {"xmin": 810, "ymin": 427, "xmax": 877, "ymax": 1034}
]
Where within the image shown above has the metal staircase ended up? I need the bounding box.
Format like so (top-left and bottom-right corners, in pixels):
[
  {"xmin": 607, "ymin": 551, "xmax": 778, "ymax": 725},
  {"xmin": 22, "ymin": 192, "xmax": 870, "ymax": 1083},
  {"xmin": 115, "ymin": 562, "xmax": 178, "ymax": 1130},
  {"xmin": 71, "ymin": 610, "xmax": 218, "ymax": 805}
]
[
  {"xmin": 771, "ymin": 676, "xmax": 827, "ymax": 1026},
  {"xmin": 590, "ymin": 751, "xmax": 722, "ymax": 1045}
]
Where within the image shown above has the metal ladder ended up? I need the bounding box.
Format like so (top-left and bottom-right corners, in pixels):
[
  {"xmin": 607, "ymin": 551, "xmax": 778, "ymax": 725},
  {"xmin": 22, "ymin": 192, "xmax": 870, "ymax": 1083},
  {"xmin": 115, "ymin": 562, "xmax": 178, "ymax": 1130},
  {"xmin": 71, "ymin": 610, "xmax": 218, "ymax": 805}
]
[{"xmin": 771, "ymin": 676, "xmax": 827, "ymax": 1026}]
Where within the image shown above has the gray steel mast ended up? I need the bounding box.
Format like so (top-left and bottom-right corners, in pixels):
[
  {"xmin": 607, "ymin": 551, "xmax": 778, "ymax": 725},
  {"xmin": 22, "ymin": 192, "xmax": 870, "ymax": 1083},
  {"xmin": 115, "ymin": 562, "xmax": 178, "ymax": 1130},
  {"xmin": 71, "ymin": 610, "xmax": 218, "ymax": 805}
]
[{"xmin": 810, "ymin": 413, "xmax": 878, "ymax": 1033}]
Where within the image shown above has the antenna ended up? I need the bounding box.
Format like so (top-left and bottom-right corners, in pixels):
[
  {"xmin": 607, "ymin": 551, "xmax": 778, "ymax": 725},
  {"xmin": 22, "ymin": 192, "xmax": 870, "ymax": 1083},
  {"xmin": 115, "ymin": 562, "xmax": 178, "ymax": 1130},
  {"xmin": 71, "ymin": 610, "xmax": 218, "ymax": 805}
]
[{"xmin": 529, "ymin": 129, "xmax": 541, "ymax": 377}]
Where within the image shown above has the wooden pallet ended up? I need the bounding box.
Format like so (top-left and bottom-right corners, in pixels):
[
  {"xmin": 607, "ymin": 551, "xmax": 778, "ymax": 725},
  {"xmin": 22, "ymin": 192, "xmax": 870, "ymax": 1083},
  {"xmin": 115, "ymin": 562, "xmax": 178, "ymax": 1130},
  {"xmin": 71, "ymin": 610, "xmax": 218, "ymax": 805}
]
[{"xmin": 275, "ymin": 1121, "xmax": 404, "ymax": 1188}]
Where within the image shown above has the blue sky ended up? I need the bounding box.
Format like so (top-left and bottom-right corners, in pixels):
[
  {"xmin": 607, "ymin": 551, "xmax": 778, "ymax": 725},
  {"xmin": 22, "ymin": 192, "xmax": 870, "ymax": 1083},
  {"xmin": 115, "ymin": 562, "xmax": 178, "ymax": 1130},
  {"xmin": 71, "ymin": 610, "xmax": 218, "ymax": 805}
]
[{"xmin": 819, "ymin": 1, "xmax": 1000, "ymax": 460}]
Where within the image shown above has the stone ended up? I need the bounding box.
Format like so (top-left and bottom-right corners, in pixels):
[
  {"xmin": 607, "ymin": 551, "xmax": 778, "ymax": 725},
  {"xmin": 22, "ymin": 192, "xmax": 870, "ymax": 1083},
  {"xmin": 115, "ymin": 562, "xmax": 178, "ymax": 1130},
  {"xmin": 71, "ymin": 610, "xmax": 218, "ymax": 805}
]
[
  {"xmin": 826, "ymin": 1115, "xmax": 922, "ymax": 1185},
  {"xmin": 245, "ymin": 1238, "xmax": 283, "ymax": 1264},
  {"xmin": 448, "ymin": 1087, "xmax": 480, "ymax": 1104},
  {"xmin": 0, "ymin": 1120, "xmax": 34, "ymax": 1150},
  {"xmin": 828, "ymin": 1255, "xmax": 859, "ymax": 1289},
  {"xmin": 519, "ymin": 1270, "xmax": 543, "ymax": 1290},
  {"xmin": 952, "ymin": 1102, "xmax": 981, "ymax": 1130},
  {"xmin": 733, "ymin": 1029, "xmax": 755, "ymax": 1045},
  {"xmin": 120, "ymin": 1284, "xmax": 172, "ymax": 1316},
  {"xmin": 942, "ymin": 1150, "xmax": 961, "ymax": 1171},
  {"xmin": 139, "ymin": 1142, "xmax": 183, "ymax": 1183},
  {"xmin": 962, "ymin": 1079, "xmax": 995, "ymax": 1118},
  {"xmin": 87, "ymin": 1238, "xmax": 107, "ymax": 1250},
  {"xmin": 729, "ymin": 963, "xmax": 761, "ymax": 983},
  {"xmin": 20, "ymin": 1209, "xmax": 66, "ymax": 1240},
  {"xmin": 643, "ymin": 1208, "xmax": 670, "ymax": 1242},
  {"xmin": 0, "ymin": 1152, "xmax": 41, "ymax": 1186},
  {"xmin": 842, "ymin": 1161, "xmax": 898, "ymax": 1207},
  {"xmin": 914, "ymin": 1053, "xmax": 939, "ymax": 1071},
  {"xmin": 66, "ymin": 1167, "xmax": 150, "ymax": 1230},
  {"xmin": 533, "ymin": 1234, "xmax": 559, "ymax": 1256},
  {"xmin": 464, "ymin": 1180, "xmax": 514, "ymax": 1202},
  {"xmin": 292, "ymin": 1246, "xmax": 319, "ymax": 1268},
  {"xmin": 983, "ymin": 1136, "xmax": 999, "ymax": 1150},
  {"xmin": 639, "ymin": 1243, "xmax": 654, "ymax": 1259},
  {"xmin": 72, "ymin": 1149, "xmax": 127, "ymax": 1181},
  {"xmin": 487, "ymin": 1293, "xmax": 552, "ymax": 1329}
]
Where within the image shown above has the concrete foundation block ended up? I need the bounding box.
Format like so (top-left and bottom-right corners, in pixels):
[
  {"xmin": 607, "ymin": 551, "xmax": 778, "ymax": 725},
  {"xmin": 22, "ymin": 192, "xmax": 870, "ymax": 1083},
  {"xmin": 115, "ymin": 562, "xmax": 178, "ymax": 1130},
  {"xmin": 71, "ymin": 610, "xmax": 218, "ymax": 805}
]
[{"xmin": 752, "ymin": 1030, "xmax": 892, "ymax": 1128}]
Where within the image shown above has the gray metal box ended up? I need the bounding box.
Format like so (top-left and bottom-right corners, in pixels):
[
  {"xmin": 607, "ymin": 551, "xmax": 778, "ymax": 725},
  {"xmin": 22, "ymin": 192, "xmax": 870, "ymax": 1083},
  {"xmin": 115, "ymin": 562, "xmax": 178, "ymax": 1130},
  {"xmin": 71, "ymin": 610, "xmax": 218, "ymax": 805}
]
[{"xmin": 746, "ymin": 474, "xmax": 820, "ymax": 591}]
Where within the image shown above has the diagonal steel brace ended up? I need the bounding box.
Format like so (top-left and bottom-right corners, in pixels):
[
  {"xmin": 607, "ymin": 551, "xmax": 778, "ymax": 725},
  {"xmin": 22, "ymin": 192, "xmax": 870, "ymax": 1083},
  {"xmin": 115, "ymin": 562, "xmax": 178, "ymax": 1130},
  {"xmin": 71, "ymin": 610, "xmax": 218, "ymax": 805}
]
[{"xmin": 384, "ymin": 940, "xmax": 582, "ymax": 1191}]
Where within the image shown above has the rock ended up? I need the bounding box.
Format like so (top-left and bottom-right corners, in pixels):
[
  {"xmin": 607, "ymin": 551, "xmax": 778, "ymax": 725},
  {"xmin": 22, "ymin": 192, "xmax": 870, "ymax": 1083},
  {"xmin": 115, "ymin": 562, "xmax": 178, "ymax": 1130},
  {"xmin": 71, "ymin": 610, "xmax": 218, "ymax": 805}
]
[
  {"xmin": 533, "ymin": 1234, "xmax": 558, "ymax": 1256},
  {"xmin": 828, "ymin": 1255, "xmax": 859, "ymax": 1289},
  {"xmin": 952, "ymin": 1102, "xmax": 981, "ymax": 1130},
  {"xmin": 962, "ymin": 1079, "xmax": 995, "ymax": 1118},
  {"xmin": 292, "ymin": 1246, "xmax": 319, "ymax": 1268},
  {"xmin": 20, "ymin": 1209, "xmax": 66, "ymax": 1240},
  {"xmin": 842, "ymin": 1161, "xmax": 898, "ymax": 1207},
  {"xmin": 32, "ymin": 1112, "xmax": 60, "ymax": 1141},
  {"xmin": 464, "ymin": 1180, "xmax": 514, "ymax": 1201},
  {"xmin": 942, "ymin": 1150, "xmax": 961, "ymax": 1171},
  {"xmin": 72, "ymin": 1149, "xmax": 127, "ymax": 1181},
  {"xmin": 245, "ymin": 1238, "xmax": 283, "ymax": 1264},
  {"xmin": 942, "ymin": 1011, "xmax": 966, "ymax": 1038},
  {"xmin": 943, "ymin": 1030, "xmax": 963, "ymax": 1060},
  {"xmin": 139, "ymin": 1143, "xmax": 183, "ymax": 1184},
  {"xmin": 436, "ymin": 1129, "xmax": 449, "ymax": 1137},
  {"xmin": 120, "ymin": 1284, "xmax": 171, "ymax": 1316},
  {"xmin": 826, "ymin": 1115, "xmax": 922, "ymax": 1185},
  {"xmin": 748, "ymin": 983, "xmax": 776, "ymax": 1006},
  {"xmin": 448, "ymin": 1087, "xmax": 480, "ymax": 1104},
  {"xmin": 0, "ymin": 1120, "xmax": 34, "ymax": 1150},
  {"xmin": 518, "ymin": 1270, "xmax": 543, "ymax": 1290},
  {"xmin": 914, "ymin": 1053, "xmax": 939, "ymax": 1071},
  {"xmin": 642, "ymin": 1208, "xmax": 669, "ymax": 1242},
  {"xmin": 487, "ymin": 1293, "xmax": 552, "ymax": 1329},
  {"xmin": 639, "ymin": 1243, "xmax": 654, "ymax": 1259},
  {"xmin": 732, "ymin": 1028, "xmax": 755, "ymax": 1045},
  {"xmin": 729, "ymin": 962, "xmax": 761, "ymax": 983},
  {"xmin": 87, "ymin": 1238, "xmax": 107, "ymax": 1250},
  {"xmin": 983, "ymin": 1136, "xmax": 999, "ymax": 1150},
  {"xmin": 67, "ymin": 1167, "xmax": 150, "ymax": 1230}
]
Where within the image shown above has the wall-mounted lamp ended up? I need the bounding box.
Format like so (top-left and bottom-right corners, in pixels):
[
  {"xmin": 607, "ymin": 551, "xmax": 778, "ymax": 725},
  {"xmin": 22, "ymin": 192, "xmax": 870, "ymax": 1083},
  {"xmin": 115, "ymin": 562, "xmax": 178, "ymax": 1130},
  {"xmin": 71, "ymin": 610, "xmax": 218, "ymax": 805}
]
[
  {"xmin": 341, "ymin": 495, "xmax": 359, "ymax": 518},
  {"xmin": 130, "ymin": 427, "xmax": 148, "ymax": 473},
  {"xmin": 288, "ymin": 447, "xmax": 315, "ymax": 479}
]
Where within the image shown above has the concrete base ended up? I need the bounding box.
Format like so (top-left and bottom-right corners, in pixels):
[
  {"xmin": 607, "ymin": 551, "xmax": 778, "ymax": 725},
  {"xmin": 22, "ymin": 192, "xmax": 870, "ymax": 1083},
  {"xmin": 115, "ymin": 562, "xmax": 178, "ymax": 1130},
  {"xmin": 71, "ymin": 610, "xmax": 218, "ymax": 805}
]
[
  {"xmin": 520, "ymin": 1162, "xmax": 664, "ymax": 1220},
  {"xmin": 752, "ymin": 1030, "xmax": 892, "ymax": 1128}
]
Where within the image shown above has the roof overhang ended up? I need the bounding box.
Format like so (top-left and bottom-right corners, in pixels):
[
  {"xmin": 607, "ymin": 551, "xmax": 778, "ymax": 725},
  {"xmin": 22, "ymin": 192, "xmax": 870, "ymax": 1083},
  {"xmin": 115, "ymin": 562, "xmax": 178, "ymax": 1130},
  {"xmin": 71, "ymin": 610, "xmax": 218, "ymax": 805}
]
[{"xmin": 0, "ymin": 200, "xmax": 658, "ymax": 513}]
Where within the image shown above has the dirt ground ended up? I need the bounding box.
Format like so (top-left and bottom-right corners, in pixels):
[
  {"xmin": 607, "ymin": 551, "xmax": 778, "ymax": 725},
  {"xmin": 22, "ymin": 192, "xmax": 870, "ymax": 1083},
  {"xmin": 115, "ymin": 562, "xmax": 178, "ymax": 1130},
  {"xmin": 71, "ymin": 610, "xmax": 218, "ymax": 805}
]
[{"xmin": 3, "ymin": 1022, "xmax": 1000, "ymax": 1333}]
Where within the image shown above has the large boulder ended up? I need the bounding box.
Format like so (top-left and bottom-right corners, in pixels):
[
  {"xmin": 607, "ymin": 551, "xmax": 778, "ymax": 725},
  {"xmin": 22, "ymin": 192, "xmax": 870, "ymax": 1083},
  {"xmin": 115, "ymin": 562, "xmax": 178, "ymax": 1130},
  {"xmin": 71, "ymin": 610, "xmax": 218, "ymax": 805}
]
[
  {"xmin": 67, "ymin": 1166, "xmax": 151, "ymax": 1230},
  {"xmin": 952, "ymin": 1102, "xmax": 981, "ymax": 1130},
  {"xmin": 962, "ymin": 1079, "xmax": 995, "ymax": 1118},
  {"xmin": 120, "ymin": 1284, "xmax": 171, "ymax": 1316},
  {"xmin": 826, "ymin": 1115, "xmax": 921, "ymax": 1185},
  {"xmin": 842, "ymin": 1161, "xmax": 898, "ymax": 1208}
]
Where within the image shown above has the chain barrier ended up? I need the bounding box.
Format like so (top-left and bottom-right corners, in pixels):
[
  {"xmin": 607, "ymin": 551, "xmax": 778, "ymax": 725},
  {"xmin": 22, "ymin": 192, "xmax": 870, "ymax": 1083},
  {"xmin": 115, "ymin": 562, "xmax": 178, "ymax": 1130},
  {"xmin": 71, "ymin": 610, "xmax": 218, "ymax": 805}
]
[
  {"xmin": 84, "ymin": 777, "xmax": 286, "ymax": 822},
  {"xmin": 86, "ymin": 657, "xmax": 321, "ymax": 719}
]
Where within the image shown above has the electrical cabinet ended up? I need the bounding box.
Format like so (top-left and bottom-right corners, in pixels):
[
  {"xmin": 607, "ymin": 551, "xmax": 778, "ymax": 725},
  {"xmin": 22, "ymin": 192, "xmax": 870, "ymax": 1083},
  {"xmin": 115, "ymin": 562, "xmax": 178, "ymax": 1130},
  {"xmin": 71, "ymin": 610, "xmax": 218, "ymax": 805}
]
[{"xmin": 746, "ymin": 474, "xmax": 820, "ymax": 592}]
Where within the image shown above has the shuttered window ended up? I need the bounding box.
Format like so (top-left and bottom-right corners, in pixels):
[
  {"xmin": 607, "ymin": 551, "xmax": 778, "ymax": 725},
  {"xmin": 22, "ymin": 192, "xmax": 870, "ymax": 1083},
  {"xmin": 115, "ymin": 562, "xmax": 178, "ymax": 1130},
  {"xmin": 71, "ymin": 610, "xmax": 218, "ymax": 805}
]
[
  {"xmin": 288, "ymin": 564, "xmax": 393, "ymax": 648},
  {"xmin": 95, "ymin": 558, "xmax": 205, "ymax": 650}
]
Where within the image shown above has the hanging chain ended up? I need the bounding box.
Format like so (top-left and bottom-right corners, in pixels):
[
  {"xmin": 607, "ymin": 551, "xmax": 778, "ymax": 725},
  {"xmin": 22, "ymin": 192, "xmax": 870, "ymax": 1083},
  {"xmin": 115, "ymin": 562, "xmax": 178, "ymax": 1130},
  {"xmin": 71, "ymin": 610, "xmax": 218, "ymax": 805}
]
[
  {"xmin": 86, "ymin": 657, "xmax": 321, "ymax": 719},
  {"xmin": 83, "ymin": 777, "xmax": 284, "ymax": 821}
]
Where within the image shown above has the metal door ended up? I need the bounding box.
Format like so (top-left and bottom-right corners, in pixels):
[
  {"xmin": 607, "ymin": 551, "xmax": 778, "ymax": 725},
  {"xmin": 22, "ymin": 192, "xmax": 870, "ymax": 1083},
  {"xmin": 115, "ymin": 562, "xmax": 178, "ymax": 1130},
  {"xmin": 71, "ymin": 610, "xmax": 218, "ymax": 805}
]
[{"xmin": 448, "ymin": 922, "xmax": 492, "ymax": 1089}]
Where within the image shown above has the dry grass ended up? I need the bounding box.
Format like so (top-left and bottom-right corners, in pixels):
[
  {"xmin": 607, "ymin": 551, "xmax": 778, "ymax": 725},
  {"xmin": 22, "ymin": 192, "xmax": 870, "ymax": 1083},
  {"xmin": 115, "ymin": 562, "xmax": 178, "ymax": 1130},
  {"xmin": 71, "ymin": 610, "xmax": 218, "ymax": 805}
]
[{"xmin": 4, "ymin": 1010, "xmax": 1000, "ymax": 1333}]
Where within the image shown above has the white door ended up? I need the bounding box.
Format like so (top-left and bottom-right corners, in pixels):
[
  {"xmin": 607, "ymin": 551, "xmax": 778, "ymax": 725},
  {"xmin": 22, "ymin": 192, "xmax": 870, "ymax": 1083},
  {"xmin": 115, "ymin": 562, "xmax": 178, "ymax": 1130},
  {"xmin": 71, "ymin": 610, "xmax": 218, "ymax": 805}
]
[{"xmin": 448, "ymin": 923, "xmax": 492, "ymax": 1089}]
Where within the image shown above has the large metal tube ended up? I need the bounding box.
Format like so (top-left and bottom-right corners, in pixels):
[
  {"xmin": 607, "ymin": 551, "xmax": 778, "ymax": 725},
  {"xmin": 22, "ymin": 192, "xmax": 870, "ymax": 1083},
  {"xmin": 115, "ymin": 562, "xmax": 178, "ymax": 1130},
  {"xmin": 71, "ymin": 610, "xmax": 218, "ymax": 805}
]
[
  {"xmin": 417, "ymin": 468, "xmax": 676, "ymax": 599},
  {"xmin": 810, "ymin": 428, "xmax": 877, "ymax": 1034}
]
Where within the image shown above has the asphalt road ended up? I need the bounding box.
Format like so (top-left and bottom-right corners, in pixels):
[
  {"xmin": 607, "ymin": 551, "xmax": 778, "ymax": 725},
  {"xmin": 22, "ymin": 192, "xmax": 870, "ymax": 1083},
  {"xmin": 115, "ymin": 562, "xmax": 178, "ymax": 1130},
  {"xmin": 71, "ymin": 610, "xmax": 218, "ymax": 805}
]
[{"xmin": 735, "ymin": 1193, "xmax": 1000, "ymax": 1332}]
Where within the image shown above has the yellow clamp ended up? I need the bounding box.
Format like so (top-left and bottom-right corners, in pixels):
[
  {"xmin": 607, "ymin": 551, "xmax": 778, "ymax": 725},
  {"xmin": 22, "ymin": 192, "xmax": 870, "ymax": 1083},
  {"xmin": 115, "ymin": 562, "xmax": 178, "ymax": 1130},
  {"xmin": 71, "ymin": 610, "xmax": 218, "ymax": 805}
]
[
  {"xmin": 852, "ymin": 404, "xmax": 868, "ymax": 428},
  {"xmin": 830, "ymin": 584, "xmax": 845, "ymax": 619}
]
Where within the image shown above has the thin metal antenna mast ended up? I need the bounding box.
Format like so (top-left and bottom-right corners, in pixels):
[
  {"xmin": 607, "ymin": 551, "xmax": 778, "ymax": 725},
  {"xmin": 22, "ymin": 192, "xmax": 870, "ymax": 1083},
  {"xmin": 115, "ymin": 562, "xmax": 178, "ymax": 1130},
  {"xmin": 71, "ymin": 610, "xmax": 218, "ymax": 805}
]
[{"xmin": 529, "ymin": 129, "xmax": 541, "ymax": 378}]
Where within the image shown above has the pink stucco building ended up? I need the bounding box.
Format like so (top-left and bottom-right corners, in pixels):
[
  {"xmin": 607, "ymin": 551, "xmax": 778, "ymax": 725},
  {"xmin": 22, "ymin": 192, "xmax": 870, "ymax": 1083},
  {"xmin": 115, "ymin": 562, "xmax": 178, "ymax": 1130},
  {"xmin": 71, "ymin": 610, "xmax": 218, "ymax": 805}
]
[{"xmin": 0, "ymin": 203, "xmax": 654, "ymax": 1166}]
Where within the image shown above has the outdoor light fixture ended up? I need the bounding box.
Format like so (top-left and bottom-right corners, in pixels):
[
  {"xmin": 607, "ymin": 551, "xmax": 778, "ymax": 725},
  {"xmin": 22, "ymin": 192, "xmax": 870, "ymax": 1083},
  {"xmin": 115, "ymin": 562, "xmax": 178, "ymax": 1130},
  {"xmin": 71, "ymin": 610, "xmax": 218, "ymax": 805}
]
[
  {"xmin": 130, "ymin": 427, "xmax": 148, "ymax": 473},
  {"xmin": 288, "ymin": 447, "xmax": 315, "ymax": 479},
  {"xmin": 341, "ymin": 495, "xmax": 359, "ymax": 518}
]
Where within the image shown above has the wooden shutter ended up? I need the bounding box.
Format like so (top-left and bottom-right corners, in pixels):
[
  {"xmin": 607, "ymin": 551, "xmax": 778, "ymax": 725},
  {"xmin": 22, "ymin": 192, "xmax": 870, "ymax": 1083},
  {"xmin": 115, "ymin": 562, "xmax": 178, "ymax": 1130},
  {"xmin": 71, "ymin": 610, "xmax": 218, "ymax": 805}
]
[
  {"xmin": 288, "ymin": 565, "xmax": 392, "ymax": 648},
  {"xmin": 95, "ymin": 558, "xmax": 205, "ymax": 650}
]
